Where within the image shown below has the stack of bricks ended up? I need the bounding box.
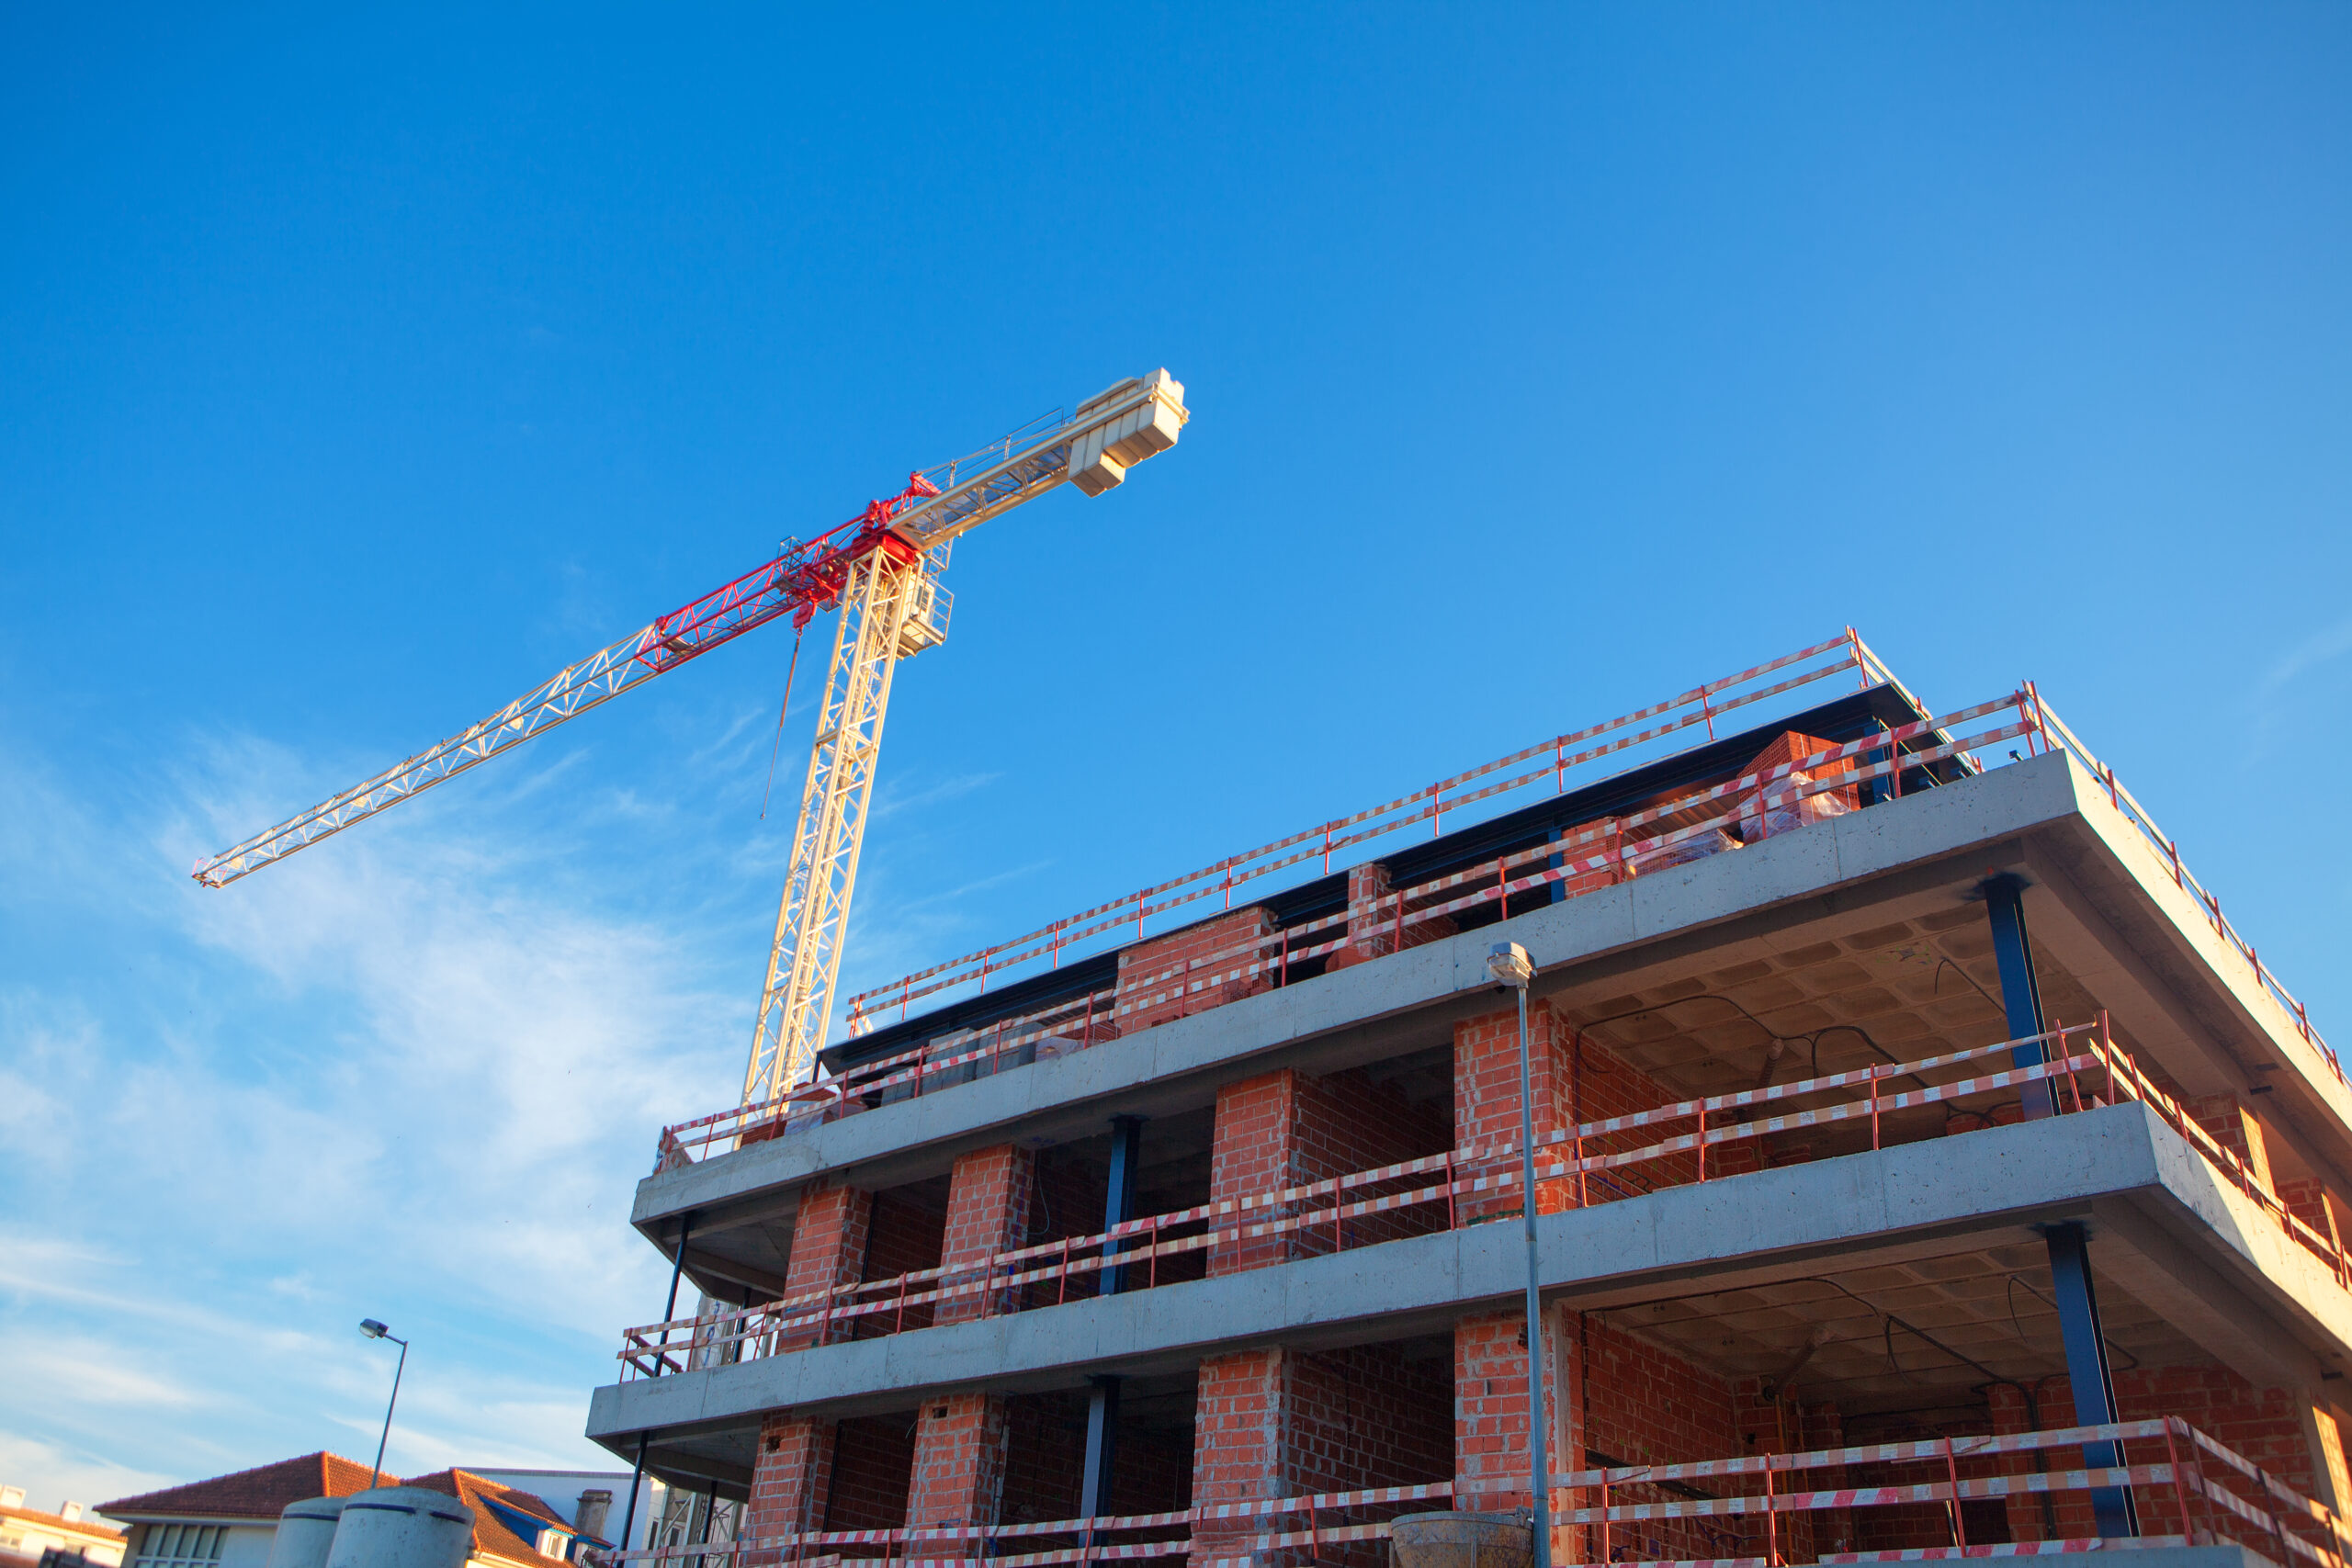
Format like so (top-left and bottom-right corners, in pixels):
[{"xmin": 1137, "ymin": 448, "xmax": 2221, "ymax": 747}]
[
  {"xmin": 778, "ymin": 1179, "xmax": 873, "ymax": 1349},
  {"xmin": 1116, "ymin": 907, "xmax": 1281, "ymax": 1035},
  {"xmin": 1327, "ymin": 862, "xmax": 1457, "ymax": 974},
  {"xmin": 1736, "ymin": 729, "xmax": 1859, "ymax": 843}
]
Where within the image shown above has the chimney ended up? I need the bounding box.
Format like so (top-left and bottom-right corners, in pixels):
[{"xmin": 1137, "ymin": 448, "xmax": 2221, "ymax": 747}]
[
  {"xmin": 1, "ymin": 1487, "xmax": 25, "ymax": 1510},
  {"xmin": 61, "ymin": 1504, "xmax": 85, "ymax": 1523},
  {"xmin": 573, "ymin": 1491, "xmax": 613, "ymax": 1542}
]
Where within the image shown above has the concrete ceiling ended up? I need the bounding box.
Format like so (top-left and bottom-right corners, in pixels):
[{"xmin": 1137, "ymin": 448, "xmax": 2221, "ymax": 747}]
[{"xmin": 1591, "ymin": 1242, "xmax": 2206, "ymax": 1418}]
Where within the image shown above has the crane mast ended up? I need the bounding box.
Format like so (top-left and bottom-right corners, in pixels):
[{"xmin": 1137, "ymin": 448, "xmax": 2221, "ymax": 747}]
[{"xmin": 195, "ymin": 369, "xmax": 1189, "ymax": 1110}]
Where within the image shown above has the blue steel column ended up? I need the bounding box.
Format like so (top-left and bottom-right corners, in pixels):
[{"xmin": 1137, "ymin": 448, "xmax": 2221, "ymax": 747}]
[
  {"xmin": 1079, "ymin": 1375, "xmax": 1124, "ymax": 1519},
  {"xmin": 1083, "ymin": 1116, "xmax": 1146, "ymax": 1520},
  {"xmin": 1981, "ymin": 874, "xmax": 2137, "ymax": 1538},
  {"xmin": 1984, "ymin": 875, "xmax": 2058, "ymax": 1122}
]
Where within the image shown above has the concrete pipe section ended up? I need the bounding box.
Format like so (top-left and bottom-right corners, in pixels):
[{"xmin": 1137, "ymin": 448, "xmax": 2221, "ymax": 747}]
[{"xmin": 321, "ymin": 1488, "xmax": 473, "ymax": 1568}]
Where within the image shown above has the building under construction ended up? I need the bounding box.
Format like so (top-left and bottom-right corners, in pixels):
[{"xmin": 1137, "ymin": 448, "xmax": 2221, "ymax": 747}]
[{"xmin": 586, "ymin": 630, "xmax": 2350, "ymax": 1568}]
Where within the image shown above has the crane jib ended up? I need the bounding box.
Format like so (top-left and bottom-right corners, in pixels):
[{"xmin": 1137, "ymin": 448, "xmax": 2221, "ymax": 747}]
[{"xmin": 188, "ymin": 361, "xmax": 1189, "ymax": 1105}]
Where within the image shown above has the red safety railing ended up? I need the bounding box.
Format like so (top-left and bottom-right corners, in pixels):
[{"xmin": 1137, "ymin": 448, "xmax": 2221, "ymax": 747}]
[
  {"xmin": 2022, "ymin": 684, "xmax": 2337, "ymax": 1080},
  {"xmin": 842, "ymin": 632, "xmax": 1898, "ymax": 1028},
  {"xmin": 622, "ymin": 1014, "xmax": 2352, "ymax": 1380},
  {"xmin": 654, "ymin": 665, "xmax": 2334, "ymax": 1174},
  {"xmin": 600, "ymin": 1416, "xmax": 2347, "ymax": 1568}
]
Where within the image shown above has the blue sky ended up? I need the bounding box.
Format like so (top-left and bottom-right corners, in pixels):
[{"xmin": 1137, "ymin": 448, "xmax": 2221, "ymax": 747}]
[{"xmin": 4, "ymin": 3, "xmax": 2349, "ymax": 1512}]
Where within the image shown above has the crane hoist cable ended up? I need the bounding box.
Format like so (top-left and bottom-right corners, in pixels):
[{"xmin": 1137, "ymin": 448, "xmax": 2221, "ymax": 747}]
[{"xmin": 195, "ymin": 370, "xmax": 1191, "ymax": 1109}]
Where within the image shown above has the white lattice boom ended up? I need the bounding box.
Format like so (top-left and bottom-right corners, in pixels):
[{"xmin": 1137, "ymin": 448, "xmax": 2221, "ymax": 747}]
[{"xmin": 192, "ymin": 370, "xmax": 1191, "ymax": 1109}]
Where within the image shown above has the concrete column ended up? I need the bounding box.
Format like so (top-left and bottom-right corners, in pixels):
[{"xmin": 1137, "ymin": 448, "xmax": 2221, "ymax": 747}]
[
  {"xmin": 937, "ymin": 1144, "xmax": 1035, "ymax": 1324},
  {"xmin": 743, "ymin": 1414, "xmax": 836, "ymax": 1564},
  {"xmin": 778, "ymin": 1180, "xmax": 872, "ymax": 1350},
  {"xmin": 905, "ymin": 1393, "xmax": 1010, "ymax": 1530}
]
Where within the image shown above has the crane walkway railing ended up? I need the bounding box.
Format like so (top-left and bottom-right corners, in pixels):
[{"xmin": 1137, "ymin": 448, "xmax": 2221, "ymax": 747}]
[
  {"xmin": 597, "ymin": 1416, "xmax": 2346, "ymax": 1568},
  {"xmin": 620, "ymin": 1015, "xmax": 2350, "ymax": 1381}
]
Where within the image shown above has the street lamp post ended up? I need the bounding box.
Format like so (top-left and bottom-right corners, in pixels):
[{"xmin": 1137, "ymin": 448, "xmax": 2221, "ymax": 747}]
[
  {"xmin": 1486, "ymin": 942, "xmax": 1550, "ymax": 1568},
  {"xmin": 358, "ymin": 1318, "xmax": 409, "ymax": 1490}
]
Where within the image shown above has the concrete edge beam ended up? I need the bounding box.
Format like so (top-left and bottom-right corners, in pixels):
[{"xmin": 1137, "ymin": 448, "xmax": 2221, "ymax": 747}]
[
  {"xmin": 587, "ymin": 1101, "xmax": 2352, "ymax": 1453},
  {"xmin": 634, "ymin": 753, "xmax": 2100, "ymax": 1237}
]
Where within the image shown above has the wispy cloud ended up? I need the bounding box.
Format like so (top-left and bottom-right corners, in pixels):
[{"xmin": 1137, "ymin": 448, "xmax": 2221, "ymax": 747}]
[
  {"xmin": 2259, "ymin": 616, "xmax": 2352, "ymax": 694},
  {"xmin": 0, "ymin": 721, "xmax": 755, "ymax": 1503}
]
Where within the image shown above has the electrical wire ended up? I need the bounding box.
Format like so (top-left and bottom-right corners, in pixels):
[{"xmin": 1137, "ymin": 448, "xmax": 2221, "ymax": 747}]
[
  {"xmin": 1570, "ymin": 992, "xmax": 1931, "ymax": 1095},
  {"xmin": 759, "ymin": 626, "xmax": 807, "ymax": 820}
]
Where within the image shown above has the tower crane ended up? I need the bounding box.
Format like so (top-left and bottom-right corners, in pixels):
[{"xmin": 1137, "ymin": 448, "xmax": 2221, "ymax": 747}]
[{"xmin": 196, "ymin": 369, "xmax": 1190, "ymax": 1105}]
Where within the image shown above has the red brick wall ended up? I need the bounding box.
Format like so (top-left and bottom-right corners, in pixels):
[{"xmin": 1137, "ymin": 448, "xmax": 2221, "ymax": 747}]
[
  {"xmin": 856, "ymin": 1189, "xmax": 946, "ymax": 1337},
  {"xmin": 1559, "ymin": 1314, "xmax": 1746, "ymax": 1563},
  {"xmin": 744, "ymin": 1413, "xmax": 835, "ymax": 1563},
  {"xmin": 1455, "ymin": 1002, "xmax": 1768, "ymax": 1223},
  {"xmin": 1973, "ymin": 1366, "xmax": 2323, "ymax": 1548},
  {"xmin": 1021, "ymin": 1150, "xmax": 1112, "ymax": 1307},
  {"xmin": 995, "ymin": 1389, "xmax": 1196, "ymax": 1524},
  {"xmin": 2278, "ymin": 1177, "xmax": 2346, "ymax": 1250},
  {"xmin": 779, "ymin": 1180, "xmax": 872, "ymax": 1349},
  {"xmin": 937, "ymin": 1144, "xmax": 1035, "ymax": 1324},
  {"xmin": 1192, "ymin": 1344, "xmax": 1448, "ymax": 1568},
  {"xmin": 1116, "ymin": 908, "xmax": 1278, "ymax": 1035},
  {"xmin": 998, "ymin": 1392, "xmax": 1089, "ymax": 1525},
  {"xmin": 1207, "ymin": 1066, "xmax": 1447, "ymax": 1273},
  {"xmin": 823, "ymin": 1415, "xmax": 917, "ymax": 1532},
  {"xmin": 1109, "ymin": 1427, "xmax": 1194, "ymax": 1517},
  {"xmin": 1290, "ymin": 1343, "xmax": 1453, "ymax": 1492},
  {"xmin": 1456, "ymin": 1312, "xmax": 1569, "ymax": 1531},
  {"xmin": 2187, "ymin": 1094, "xmax": 2278, "ymax": 1195},
  {"xmin": 905, "ymin": 1392, "xmax": 1011, "ymax": 1529}
]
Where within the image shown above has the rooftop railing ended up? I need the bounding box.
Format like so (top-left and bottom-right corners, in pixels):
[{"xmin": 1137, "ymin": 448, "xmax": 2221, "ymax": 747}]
[{"xmin": 652, "ymin": 642, "xmax": 2334, "ymax": 1174}]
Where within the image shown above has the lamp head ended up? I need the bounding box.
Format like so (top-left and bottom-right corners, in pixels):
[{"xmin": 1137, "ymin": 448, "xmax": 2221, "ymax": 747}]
[
  {"xmin": 359, "ymin": 1319, "xmax": 390, "ymax": 1339},
  {"xmin": 1487, "ymin": 941, "xmax": 1533, "ymax": 989}
]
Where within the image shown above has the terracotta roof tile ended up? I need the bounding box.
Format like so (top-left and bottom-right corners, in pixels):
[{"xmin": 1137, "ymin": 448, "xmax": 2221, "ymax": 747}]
[
  {"xmin": 98, "ymin": 1453, "xmax": 390, "ymax": 1522},
  {"xmin": 400, "ymin": 1472, "xmax": 573, "ymax": 1568},
  {"xmin": 0, "ymin": 1504, "xmax": 125, "ymax": 1541}
]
